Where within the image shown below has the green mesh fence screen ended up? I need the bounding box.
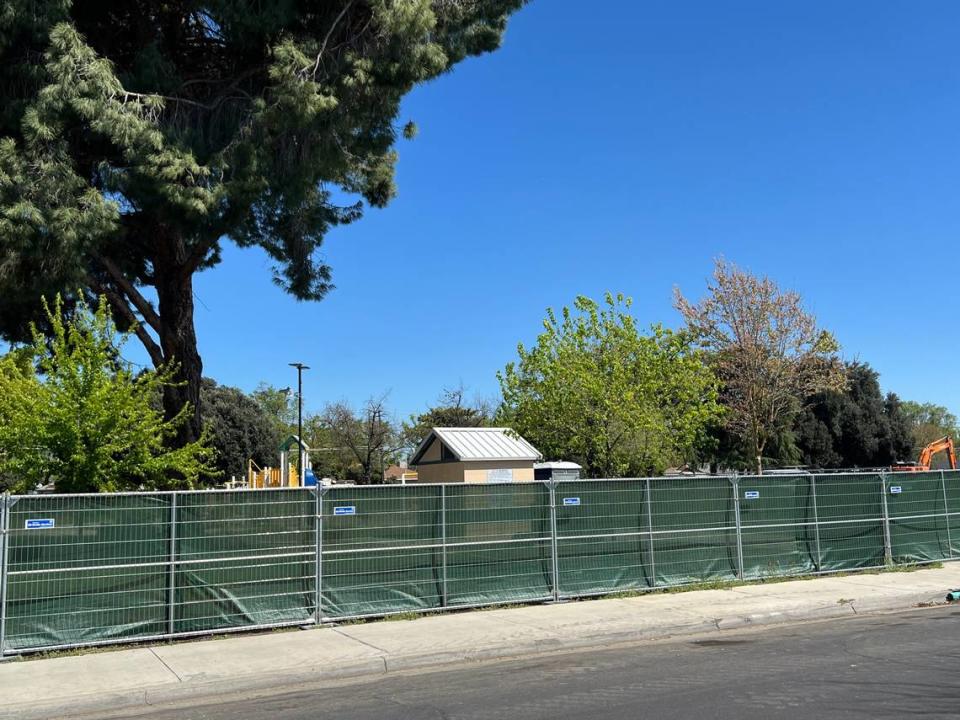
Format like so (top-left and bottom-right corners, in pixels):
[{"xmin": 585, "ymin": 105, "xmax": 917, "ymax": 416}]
[
  {"xmin": 649, "ymin": 477, "xmax": 739, "ymax": 585},
  {"xmin": 941, "ymin": 470, "xmax": 960, "ymax": 557},
  {"xmin": 4, "ymin": 494, "xmax": 171, "ymax": 651},
  {"xmin": 443, "ymin": 483, "xmax": 552, "ymax": 607},
  {"xmin": 810, "ymin": 473, "xmax": 886, "ymax": 571},
  {"xmin": 173, "ymin": 489, "xmax": 315, "ymax": 633},
  {"xmin": 1, "ymin": 471, "xmax": 955, "ymax": 654},
  {"xmin": 736, "ymin": 474, "xmax": 818, "ymax": 578},
  {"xmin": 885, "ymin": 473, "xmax": 950, "ymax": 563},
  {"xmin": 321, "ymin": 485, "xmax": 442, "ymax": 618},
  {"xmin": 555, "ymin": 480, "xmax": 650, "ymax": 597}
]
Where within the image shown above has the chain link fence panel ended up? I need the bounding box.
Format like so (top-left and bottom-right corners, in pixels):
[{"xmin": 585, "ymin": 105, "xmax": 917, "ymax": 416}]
[
  {"xmin": 321, "ymin": 484, "xmax": 443, "ymax": 618},
  {"xmin": 649, "ymin": 476, "xmax": 739, "ymax": 586},
  {"xmin": 554, "ymin": 479, "xmax": 651, "ymax": 598},
  {"xmin": 885, "ymin": 473, "xmax": 951, "ymax": 564},
  {"xmin": 2, "ymin": 470, "xmax": 958, "ymax": 655},
  {"xmin": 736, "ymin": 474, "xmax": 818, "ymax": 578}
]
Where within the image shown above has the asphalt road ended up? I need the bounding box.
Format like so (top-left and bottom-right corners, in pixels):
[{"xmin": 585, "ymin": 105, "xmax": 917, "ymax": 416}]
[{"xmin": 103, "ymin": 606, "xmax": 960, "ymax": 720}]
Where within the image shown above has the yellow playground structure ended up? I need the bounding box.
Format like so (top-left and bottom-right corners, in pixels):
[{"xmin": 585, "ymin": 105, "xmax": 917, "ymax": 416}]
[
  {"xmin": 247, "ymin": 459, "xmax": 301, "ymax": 488},
  {"xmin": 247, "ymin": 435, "xmax": 316, "ymax": 488}
]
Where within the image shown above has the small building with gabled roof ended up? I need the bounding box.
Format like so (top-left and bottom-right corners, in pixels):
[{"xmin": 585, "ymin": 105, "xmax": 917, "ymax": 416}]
[{"xmin": 408, "ymin": 427, "xmax": 542, "ymax": 484}]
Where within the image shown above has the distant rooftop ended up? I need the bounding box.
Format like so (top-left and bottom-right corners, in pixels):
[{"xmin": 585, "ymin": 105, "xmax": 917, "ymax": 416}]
[{"xmin": 410, "ymin": 427, "xmax": 541, "ymax": 465}]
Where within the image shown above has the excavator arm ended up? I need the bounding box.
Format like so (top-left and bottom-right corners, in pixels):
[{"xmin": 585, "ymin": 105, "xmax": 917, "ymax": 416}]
[{"xmin": 899, "ymin": 436, "xmax": 958, "ymax": 472}]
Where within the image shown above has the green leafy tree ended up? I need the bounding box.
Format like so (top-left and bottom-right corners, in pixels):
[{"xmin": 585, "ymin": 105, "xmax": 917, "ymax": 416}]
[
  {"xmin": 900, "ymin": 401, "xmax": 959, "ymax": 460},
  {"xmin": 0, "ymin": 1, "xmax": 526, "ymax": 446},
  {"xmin": 676, "ymin": 259, "xmax": 846, "ymax": 475},
  {"xmin": 901, "ymin": 400, "xmax": 960, "ymax": 468},
  {"xmin": 793, "ymin": 363, "xmax": 914, "ymax": 469},
  {"xmin": 251, "ymin": 382, "xmax": 297, "ymax": 435},
  {"xmin": 0, "ymin": 296, "xmax": 213, "ymax": 493},
  {"xmin": 201, "ymin": 378, "xmax": 284, "ymax": 482},
  {"xmin": 498, "ymin": 294, "xmax": 722, "ymax": 477}
]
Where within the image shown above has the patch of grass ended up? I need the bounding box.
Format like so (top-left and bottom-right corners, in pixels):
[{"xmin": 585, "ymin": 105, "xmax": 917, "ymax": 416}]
[
  {"xmin": 19, "ymin": 642, "xmax": 143, "ymax": 662},
  {"xmin": 477, "ymin": 603, "xmax": 524, "ymax": 612},
  {"xmin": 661, "ymin": 579, "xmax": 740, "ymax": 594},
  {"xmin": 879, "ymin": 560, "xmax": 943, "ymax": 573}
]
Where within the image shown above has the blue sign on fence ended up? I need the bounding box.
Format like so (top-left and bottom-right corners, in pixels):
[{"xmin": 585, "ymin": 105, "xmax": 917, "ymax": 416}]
[
  {"xmin": 890, "ymin": 486, "xmax": 902, "ymax": 494},
  {"xmin": 563, "ymin": 497, "xmax": 581, "ymax": 506},
  {"xmin": 25, "ymin": 518, "xmax": 55, "ymax": 529},
  {"xmin": 333, "ymin": 506, "xmax": 356, "ymax": 516},
  {"xmin": 744, "ymin": 491, "xmax": 760, "ymax": 500}
]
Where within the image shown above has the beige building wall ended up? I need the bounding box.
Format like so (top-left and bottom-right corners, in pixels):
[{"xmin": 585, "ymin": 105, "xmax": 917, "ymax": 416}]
[
  {"xmin": 412, "ymin": 460, "xmax": 535, "ymax": 484},
  {"xmin": 463, "ymin": 462, "xmax": 534, "ymax": 484}
]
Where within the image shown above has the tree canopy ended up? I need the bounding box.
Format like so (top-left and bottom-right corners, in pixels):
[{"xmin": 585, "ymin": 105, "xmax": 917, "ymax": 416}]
[
  {"xmin": 251, "ymin": 382, "xmax": 298, "ymax": 434},
  {"xmin": 498, "ymin": 294, "xmax": 722, "ymax": 477},
  {"xmin": 900, "ymin": 401, "xmax": 959, "ymax": 457},
  {"xmin": 0, "ymin": 295, "xmax": 212, "ymax": 493},
  {"xmin": 793, "ymin": 363, "xmax": 914, "ymax": 469},
  {"xmin": 201, "ymin": 378, "xmax": 284, "ymax": 482},
  {"xmin": 676, "ymin": 259, "xmax": 846, "ymax": 474},
  {"xmin": 0, "ymin": 1, "xmax": 526, "ymax": 445}
]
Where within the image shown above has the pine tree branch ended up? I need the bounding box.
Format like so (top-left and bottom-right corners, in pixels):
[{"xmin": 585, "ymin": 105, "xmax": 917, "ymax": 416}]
[
  {"xmin": 185, "ymin": 237, "xmax": 219, "ymax": 274},
  {"xmin": 308, "ymin": 1, "xmax": 355, "ymax": 79},
  {"xmin": 94, "ymin": 254, "xmax": 162, "ymax": 333},
  {"xmin": 87, "ymin": 276, "xmax": 166, "ymax": 368}
]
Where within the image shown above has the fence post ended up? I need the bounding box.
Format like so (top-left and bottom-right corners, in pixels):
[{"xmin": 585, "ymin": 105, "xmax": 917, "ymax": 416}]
[
  {"xmin": 942, "ymin": 470, "xmax": 953, "ymax": 559},
  {"xmin": 809, "ymin": 474, "xmax": 822, "ymax": 572},
  {"xmin": 880, "ymin": 472, "xmax": 893, "ymax": 565},
  {"xmin": 731, "ymin": 474, "xmax": 744, "ymax": 580},
  {"xmin": 0, "ymin": 493, "xmax": 8, "ymax": 656},
  {"xmin": 314, "ymin": 486, "xmax": 324, "ymax": 624},
  {"xmin": 167, "ymin": 492, "xmax": 178, "ymax": 638},
  {"xmin": 548, "ymin": 479, "xmax": 560, "ymax": 601},
  {"xmin": 440, "ymin": 485, "xmax": 448, "ymax": 607},
  {"xmin": 645, "ymin": 477, "xmax": 657, "ymax": 587}
]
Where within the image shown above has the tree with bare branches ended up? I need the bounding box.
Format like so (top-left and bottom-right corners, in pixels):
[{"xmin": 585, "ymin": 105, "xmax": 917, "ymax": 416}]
[
  {"xmin": 318, "ymin": 396, "xmax": 403, "ymax": 484},
  {"xmin": 675, "ymin": 260, "xmax": 846, "ymax": 474}
]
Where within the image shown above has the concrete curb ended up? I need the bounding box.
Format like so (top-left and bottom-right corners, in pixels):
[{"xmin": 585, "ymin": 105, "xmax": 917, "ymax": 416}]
[{"xmin": 10, "ymin": 587, "xmax": 949, "ymax": 720}]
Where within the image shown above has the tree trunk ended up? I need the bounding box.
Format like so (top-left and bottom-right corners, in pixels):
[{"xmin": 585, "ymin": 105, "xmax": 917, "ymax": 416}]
[{"xmin": 155, "ymin": 255, "xmax": 203, "ymax": 447}]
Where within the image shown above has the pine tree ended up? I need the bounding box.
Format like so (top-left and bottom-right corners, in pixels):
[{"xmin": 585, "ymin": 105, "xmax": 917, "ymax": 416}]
[{"xmin": 0, "ymin": 1, "xmax": 526, "ymax": 445}]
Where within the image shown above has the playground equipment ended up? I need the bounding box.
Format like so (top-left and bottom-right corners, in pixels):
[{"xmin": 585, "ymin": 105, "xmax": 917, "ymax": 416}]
[
  {"xmin": 247, "ymin": 435, "xmax": 317, "ymax": 488},
  {"xmin": 247, "ymin": 459, "xmax": 300, "ymax": 488},
  {"xmin": 892, "ymin": 436, "xmax": 957, "ymax": 473}
]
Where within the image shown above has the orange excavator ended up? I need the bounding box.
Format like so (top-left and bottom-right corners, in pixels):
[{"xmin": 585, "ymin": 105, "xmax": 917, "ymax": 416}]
[{"xmin": 892, "ymin": 436, "xmax": 957, "ymax": 472}]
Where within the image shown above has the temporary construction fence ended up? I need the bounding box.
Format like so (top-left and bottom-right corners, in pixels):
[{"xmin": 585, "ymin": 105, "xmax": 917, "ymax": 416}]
[{"xmin": 1, "ymin": 470, "xmax": 959, "ymax": 655}]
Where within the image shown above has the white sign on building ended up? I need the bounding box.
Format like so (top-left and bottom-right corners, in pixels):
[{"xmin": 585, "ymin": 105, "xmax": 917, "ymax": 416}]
[{"xmin": 486, "ymin": 468, "xmax": 515, "ymax": 484}]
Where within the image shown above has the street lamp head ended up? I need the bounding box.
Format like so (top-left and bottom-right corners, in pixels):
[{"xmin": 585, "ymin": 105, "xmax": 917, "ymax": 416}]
[{"xmin": 288, "ymin": 362, "xmax": 310, "ymax": 371}]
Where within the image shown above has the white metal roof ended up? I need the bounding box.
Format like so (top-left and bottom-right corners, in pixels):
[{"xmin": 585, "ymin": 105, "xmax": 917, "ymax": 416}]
[{"xmin": 411, "ymin": 427, "xmax": 541, "ymax": 464}]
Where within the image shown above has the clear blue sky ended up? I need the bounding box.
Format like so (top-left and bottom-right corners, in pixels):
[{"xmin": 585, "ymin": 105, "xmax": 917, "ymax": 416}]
[{"xmin": 187, "ymin": 0, "xmax": 960, "ymax": 422}]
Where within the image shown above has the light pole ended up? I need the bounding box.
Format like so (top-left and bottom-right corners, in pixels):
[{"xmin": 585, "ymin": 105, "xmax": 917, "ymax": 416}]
[{"xmin": 289, "ymin": 362, "xmax": 310, "ymax": 478}]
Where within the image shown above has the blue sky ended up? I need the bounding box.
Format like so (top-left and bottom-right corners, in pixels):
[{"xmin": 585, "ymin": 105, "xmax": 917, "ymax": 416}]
[{"xmin": 186, "ymin": 0, "xmax": 960, "ymax": 422}]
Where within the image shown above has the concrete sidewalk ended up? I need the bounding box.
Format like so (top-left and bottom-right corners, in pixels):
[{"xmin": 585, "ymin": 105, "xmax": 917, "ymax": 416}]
[{"xmin": 4, "ymin": 565, "xmax": 959, "ymax": 720}]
